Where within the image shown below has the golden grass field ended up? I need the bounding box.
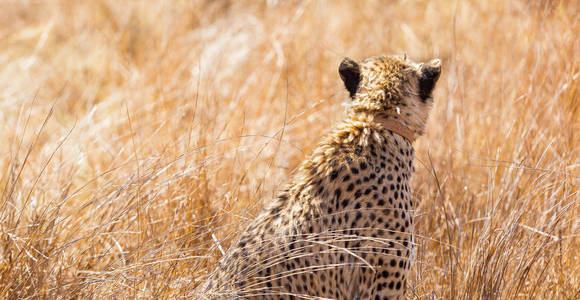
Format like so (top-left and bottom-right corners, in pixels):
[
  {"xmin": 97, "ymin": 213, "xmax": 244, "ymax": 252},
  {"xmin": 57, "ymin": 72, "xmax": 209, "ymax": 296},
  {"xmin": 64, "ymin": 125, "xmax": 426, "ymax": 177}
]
[{"xmin": 0, "ymin": 0, "xmax": 578, "ymax": 298}]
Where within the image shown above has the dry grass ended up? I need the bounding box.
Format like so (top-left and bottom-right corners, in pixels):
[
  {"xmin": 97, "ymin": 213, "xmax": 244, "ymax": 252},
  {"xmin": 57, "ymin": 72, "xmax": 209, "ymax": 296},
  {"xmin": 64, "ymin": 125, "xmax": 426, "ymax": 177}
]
[{"xmin": 0, "ymin": 0, "xmax": 578, "ymax": 298}]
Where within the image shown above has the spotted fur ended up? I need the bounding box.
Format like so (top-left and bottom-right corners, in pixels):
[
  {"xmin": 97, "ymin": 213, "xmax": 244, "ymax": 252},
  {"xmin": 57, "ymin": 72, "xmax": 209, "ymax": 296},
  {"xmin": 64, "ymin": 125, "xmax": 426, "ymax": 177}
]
[{"xmin": 198, "ymin": 55, "xmax": 441, "ymax": 299}]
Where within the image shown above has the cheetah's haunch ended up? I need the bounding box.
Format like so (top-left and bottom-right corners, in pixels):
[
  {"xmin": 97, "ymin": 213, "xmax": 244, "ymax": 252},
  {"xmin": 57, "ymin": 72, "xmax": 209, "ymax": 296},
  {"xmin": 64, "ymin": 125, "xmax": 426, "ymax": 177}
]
[{"xmin": 199, "ymin": 55, "xmax": 441, "ymax": 299}]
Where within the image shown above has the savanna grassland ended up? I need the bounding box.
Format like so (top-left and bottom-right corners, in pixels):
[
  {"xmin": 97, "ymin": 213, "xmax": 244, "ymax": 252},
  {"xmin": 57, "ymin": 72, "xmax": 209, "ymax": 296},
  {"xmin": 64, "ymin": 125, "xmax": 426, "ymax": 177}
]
[{"xmin": 0, "ymin": 0, "xmax": 578, "ymax": 299}]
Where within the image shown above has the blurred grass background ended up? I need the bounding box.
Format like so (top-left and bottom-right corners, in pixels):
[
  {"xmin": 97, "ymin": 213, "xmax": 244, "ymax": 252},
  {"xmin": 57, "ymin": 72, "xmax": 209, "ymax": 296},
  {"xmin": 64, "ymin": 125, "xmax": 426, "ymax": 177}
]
[{"xmin": 0, "ymin": 0, "xmax": 578, "ymax": 298}]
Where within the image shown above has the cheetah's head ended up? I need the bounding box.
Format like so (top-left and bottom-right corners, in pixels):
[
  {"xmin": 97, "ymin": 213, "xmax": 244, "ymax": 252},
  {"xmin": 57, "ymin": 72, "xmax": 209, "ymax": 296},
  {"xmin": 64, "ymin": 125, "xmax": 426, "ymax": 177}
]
[{"xmin": 339, "ymin": 55, "xmax": 441, "ymax": 136}]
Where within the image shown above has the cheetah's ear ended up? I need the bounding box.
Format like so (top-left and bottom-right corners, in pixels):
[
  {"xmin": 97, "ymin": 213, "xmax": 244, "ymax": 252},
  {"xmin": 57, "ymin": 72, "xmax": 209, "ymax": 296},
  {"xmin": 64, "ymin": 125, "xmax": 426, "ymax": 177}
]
[
  {"xmin": 339, "ymin": 57, "xmax": 361, "ymax": 98},
  {"xmin": 418, "ymin": 58, "xmax": 441, "ymax": 102}
]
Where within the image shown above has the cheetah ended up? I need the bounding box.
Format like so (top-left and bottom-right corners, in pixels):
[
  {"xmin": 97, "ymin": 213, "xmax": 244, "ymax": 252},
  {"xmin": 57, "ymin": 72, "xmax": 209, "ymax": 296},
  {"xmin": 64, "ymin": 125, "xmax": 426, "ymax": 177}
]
[{"xmin": 198, "ymin": 54, "xmax": 441, "ymax": 299}]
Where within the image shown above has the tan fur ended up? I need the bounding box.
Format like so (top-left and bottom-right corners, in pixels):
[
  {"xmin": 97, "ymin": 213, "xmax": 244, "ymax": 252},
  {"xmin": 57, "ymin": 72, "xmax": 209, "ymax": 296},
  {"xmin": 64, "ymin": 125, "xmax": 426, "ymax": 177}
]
[{"xmin": 197, "ymin": 55, "xmax": 441, "ymax": 300}]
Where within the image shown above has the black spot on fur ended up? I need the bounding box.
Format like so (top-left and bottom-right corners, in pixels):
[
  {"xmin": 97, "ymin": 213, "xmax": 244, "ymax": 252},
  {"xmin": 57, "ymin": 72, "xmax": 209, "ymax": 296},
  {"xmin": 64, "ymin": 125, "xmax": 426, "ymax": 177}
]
[
  {"xmin": 347, "ymin": 183, "xmax": 355, "ymax": 192},
  {"xmin": 330, "ymin": 170, "xmax": 339, "ymax": 181}
]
